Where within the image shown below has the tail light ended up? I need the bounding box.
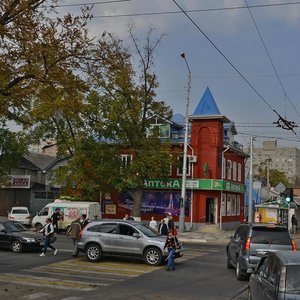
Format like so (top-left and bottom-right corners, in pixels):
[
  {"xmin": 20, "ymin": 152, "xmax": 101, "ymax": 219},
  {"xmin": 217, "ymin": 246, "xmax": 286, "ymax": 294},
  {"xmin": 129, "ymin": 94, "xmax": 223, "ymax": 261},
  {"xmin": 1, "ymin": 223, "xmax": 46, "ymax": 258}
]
[
  {"xmin": 244, "ymin": 238, "xmax": 251, "ymax": 250},
  {"xmin": 79, "ymin": 229, "xmax": 84, "ymax": 238},
  {"xmin": 291, "ymin": 239, "xmax": 297, "ymax": 251},
  {"xmin": 279, "ymin": 266, "xmax": 286, "ymax": 293}
]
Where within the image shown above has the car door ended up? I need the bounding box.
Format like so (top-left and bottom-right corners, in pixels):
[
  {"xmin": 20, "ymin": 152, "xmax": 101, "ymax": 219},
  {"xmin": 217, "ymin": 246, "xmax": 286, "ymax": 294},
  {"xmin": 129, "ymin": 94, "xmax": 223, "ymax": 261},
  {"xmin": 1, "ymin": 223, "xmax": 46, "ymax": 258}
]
[
  {"xmin": 87, "ymin": 223, "xmax": 118, "ymax": 253},
  {"xmin": 264, "ymin": 255, "xmax": 281, "ymax": 300},
  {"xmin": 229, "ymin": 225, "xmax": 248, "ymax": 265},
  {"xmin": 0, "ymin": 223, "xmax": 12, "ymax": 249},
  {"xmin": 114, "ymin": 224, "xmax": 144, "ymax": 255},
  {"xmin": 249, "ymin": 256, "xmax": 269, "ymax": 300}
]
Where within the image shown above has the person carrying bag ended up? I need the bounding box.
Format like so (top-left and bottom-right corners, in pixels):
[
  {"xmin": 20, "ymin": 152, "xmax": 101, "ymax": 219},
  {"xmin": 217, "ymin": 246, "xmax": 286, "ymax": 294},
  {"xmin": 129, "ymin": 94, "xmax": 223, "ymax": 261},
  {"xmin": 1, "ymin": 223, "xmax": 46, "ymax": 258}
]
[{"xmin": 39, "ymin": 218, "xmax": 58, "ymax": 257}]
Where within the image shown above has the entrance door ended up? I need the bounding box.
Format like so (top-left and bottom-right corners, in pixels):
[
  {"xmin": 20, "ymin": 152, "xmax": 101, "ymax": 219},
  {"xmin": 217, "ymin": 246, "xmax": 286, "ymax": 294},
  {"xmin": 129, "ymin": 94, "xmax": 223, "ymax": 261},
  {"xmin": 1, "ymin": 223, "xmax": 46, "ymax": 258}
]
[{"xmin": 206, "ymin": 198, "xmax": 215, "ymax": 223}]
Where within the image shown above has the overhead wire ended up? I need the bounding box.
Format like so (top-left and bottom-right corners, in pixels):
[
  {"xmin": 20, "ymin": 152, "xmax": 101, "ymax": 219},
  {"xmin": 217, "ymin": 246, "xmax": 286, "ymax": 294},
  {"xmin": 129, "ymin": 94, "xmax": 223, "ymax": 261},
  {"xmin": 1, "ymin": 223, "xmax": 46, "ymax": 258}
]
[
  {"xmin": 244, "ymin": 0, "xmax": 300, "ymax": 120},
  {"xmin": 51, "ymin": 0, "xmax": 132, "ymax": 8},
  {"xmin": 171, "ymin": 0, "xmax": 300, "ymax": 141}
]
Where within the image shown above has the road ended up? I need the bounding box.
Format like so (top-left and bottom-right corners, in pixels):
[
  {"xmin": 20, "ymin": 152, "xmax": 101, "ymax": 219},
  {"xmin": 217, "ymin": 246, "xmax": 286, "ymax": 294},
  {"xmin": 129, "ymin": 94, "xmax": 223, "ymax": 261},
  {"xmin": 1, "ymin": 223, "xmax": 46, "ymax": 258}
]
[{"xmin": 0, "ymin": 237, "xmax": 249, "ymax": 300}]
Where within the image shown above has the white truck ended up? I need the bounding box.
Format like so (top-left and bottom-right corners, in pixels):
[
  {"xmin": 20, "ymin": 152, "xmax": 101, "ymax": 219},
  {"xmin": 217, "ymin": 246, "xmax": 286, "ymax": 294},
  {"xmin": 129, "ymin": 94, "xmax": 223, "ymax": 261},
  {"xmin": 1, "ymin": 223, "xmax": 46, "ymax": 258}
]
[{"xmin": 31, "ymin": 200, "xmax": 101, "ymax": 231}]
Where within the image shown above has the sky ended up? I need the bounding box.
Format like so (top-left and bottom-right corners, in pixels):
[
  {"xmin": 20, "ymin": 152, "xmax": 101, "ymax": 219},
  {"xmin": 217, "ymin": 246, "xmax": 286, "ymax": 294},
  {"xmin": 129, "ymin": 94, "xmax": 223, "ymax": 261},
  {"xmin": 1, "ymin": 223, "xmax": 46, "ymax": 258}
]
[{"xmin": 55, "ymin": 0, "xmax": 300, "ymax": 149}]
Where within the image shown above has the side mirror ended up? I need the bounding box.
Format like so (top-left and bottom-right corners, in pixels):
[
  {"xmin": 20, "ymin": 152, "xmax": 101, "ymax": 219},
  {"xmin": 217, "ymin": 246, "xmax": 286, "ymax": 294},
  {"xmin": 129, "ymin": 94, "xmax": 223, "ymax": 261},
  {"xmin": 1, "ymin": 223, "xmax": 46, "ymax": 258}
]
[{"xmin": 133, "ymin": 233, "xmax": 140, "ymax": 238}]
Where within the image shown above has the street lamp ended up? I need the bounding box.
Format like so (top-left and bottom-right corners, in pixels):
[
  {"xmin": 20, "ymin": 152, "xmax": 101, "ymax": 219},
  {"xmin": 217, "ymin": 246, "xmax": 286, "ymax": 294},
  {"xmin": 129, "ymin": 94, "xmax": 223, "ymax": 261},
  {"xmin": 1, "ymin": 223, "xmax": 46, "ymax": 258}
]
[{"xmin": 179, "ymin": 53, "xmax": 191, "ymax": 233}]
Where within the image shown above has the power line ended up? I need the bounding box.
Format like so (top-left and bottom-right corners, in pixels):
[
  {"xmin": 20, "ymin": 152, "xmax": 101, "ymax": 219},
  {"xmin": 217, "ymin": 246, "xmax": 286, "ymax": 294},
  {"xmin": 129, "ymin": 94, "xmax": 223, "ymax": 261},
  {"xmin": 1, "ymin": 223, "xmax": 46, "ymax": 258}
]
[
  {"xmin": 81, "ymin": 1, "xmax": 300, "ymax": 18},
  {"xmin": 244, "ymin": 0, "xmax": 300, "ymax": 120},
  {"xmin": 171, "ymin": 0, "xmax": 300, "ymax": 141},
  {"xmin": 52, "ymin": 0, "xmax": 132, "ymax": 8}
]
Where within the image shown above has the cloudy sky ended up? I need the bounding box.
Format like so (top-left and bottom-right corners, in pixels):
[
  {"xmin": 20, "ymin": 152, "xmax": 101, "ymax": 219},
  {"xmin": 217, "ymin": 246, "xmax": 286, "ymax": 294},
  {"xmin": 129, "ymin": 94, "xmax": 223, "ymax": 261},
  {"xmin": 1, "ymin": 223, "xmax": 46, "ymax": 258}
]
[{"xmin": 56, "ymin": 0, "xmax": 300, "ymax": 148}]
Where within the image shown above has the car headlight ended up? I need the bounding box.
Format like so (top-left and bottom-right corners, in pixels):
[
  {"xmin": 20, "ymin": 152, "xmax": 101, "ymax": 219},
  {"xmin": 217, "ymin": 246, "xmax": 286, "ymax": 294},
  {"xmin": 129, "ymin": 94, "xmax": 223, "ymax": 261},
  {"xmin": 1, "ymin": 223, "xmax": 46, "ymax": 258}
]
[{"xmin": 22, "ymin": 237, "xmax": 36, "ymax": 243}]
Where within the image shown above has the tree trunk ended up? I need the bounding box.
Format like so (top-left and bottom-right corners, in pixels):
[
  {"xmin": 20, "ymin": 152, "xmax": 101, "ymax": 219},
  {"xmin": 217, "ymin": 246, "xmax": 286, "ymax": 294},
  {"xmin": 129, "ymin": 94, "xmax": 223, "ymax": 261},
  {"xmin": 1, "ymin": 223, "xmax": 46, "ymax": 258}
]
[{"xmin": 128, "ymin": 187, "xmax": 143, "ymax": 218}]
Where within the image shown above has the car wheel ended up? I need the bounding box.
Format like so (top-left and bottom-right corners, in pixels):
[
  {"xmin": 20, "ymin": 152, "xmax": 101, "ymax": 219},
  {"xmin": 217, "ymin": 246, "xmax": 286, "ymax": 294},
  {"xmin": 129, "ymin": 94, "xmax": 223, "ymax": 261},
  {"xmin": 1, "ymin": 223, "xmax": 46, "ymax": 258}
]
[
  {"xmin": 86, "ymin": 243, "xmax": 102, "ymax": 262},
  {"xmin": 35, "ymin": 223, "xmax": 43, "ymax": 232},
  {"xmin": 227, "ymin": 255, "xmax": 233, "ymax": 269},
  {"xmin": 236, "ymin": 259, "xmax": 247, "ymax": 281},
  {"xmin": 11, "ymin": 240, "xmax": 22, "ymax": 253},
  {"xmin": 144, "ymin": 247, "xmax": 162, "ymax": 266}
]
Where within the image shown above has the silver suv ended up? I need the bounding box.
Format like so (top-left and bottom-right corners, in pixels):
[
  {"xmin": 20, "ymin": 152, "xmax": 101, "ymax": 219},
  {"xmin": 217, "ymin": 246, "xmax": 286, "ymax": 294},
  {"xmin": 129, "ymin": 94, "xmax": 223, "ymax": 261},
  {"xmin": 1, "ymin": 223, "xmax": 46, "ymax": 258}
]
[
  {"xmin": 77, "ymin": 219, "xmax": 184, "ymax": 266},
  {"xmin": 226, "ymin": 223, "xmax": 296, "ymax": 280}
]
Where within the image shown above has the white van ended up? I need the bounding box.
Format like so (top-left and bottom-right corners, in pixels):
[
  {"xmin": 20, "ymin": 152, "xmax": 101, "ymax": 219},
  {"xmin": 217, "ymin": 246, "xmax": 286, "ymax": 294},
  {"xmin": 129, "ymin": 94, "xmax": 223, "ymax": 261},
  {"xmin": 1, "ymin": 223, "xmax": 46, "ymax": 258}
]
[{"xmin": 31, "ymin": 200, "xmax": 101, "ymax": 231}]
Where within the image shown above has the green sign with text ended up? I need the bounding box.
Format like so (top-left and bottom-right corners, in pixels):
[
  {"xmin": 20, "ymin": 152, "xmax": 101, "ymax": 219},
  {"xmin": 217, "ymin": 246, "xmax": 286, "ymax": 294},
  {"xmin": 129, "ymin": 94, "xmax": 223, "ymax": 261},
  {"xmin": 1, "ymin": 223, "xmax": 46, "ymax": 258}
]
[{"xmin": 143, "ymin": 178, "xmax": 245, "ymax": 193}]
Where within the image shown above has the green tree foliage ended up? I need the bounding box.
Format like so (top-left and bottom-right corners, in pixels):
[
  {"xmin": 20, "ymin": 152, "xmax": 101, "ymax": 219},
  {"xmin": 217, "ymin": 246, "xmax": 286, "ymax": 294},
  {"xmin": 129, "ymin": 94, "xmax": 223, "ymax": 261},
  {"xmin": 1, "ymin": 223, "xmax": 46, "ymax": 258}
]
[
  {"xmin": 1, "ymin": 2, "xmax": 173, "ymax": 216},
  {"xmin": 0, "ymin": 128, "xmax": 28, "ymax": 184},
  {"xmin": 256, "ymin": 162, "xmax": 290, "ymax": 187}
]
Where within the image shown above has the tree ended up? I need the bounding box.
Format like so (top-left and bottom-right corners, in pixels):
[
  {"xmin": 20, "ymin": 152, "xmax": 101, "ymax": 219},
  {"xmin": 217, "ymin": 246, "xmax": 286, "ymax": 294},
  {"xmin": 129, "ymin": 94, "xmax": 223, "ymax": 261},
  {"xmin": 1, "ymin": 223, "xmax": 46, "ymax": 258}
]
[
  {"xmin": 0, "ymin": 0, "xmax": 94, "ymax": 177},
  {"xmin": 256, "ymin": 162, "xmax": 290, "ymax": 187}
]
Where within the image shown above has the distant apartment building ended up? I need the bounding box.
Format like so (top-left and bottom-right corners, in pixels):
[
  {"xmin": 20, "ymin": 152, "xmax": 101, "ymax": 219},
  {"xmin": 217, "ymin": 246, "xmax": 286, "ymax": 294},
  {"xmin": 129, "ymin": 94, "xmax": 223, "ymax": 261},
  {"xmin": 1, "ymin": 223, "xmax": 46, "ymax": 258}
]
[{"xmin": 252, "ymin": 140, "xmax": 300, "ymax": 183}]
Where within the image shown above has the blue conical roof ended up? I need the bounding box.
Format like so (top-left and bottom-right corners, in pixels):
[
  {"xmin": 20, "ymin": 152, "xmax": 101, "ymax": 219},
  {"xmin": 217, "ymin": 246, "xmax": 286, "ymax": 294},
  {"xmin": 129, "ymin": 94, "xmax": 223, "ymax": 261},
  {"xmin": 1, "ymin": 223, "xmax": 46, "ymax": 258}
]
[
  {"xmin": 192, "ymin": 87, "xmax": 221, "ymax": 116},
  {"xmin": 190, "ymin": 87, "xmax": 230, "ymax": 122}
]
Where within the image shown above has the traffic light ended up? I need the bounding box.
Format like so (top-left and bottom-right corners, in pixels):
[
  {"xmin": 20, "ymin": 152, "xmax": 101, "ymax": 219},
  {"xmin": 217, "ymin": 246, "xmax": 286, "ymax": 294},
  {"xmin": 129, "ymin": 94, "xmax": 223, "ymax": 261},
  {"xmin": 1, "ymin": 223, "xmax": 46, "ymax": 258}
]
[{"xmin": 285, "ymin": 188, "xmax": 294, "ymax": 203}]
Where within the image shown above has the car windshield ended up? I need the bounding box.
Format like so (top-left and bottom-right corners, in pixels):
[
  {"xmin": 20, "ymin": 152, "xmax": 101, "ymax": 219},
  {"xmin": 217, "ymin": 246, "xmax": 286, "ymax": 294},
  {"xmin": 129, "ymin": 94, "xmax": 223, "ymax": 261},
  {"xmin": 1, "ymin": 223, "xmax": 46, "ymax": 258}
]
[
  {"xmin": 135, "ymin": 224, "xmax": 160, "ymax": 237},
  {"xmin": 4, "ymin": 222, "xmax": 27, "ymax": 232},
  {"xmin": 251, "ymin": 227, "xmax": 291, "ymax": 245},
  {"xmin": 12, "ymin": 209, "xmax": 28, "ymax": 214},
  {"xmin": 286, "ymin": 266, "xmax": 300, "ymax": 294}
]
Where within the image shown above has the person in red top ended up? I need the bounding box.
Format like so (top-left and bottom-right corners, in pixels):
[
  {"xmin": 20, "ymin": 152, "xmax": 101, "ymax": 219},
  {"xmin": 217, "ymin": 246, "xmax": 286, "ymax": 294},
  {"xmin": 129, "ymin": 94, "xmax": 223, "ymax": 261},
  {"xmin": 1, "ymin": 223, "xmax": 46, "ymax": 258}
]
[{"xmin": 163, "ymin": 229, "xmax": 179, "ymax": 271}]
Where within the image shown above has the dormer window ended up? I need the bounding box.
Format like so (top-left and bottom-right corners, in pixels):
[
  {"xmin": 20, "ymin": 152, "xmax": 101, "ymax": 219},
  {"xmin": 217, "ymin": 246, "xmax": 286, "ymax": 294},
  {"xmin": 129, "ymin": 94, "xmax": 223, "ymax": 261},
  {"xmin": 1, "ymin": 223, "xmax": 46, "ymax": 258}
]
[{"xmin": 148, "ymin": 117, "xmax": 171, "ymax": 138}]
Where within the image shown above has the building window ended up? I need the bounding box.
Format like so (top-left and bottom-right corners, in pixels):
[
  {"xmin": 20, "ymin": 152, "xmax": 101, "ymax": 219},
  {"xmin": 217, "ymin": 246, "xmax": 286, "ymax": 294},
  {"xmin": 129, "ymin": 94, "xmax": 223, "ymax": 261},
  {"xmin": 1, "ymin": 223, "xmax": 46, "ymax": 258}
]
[
  {"xmin": 226, "ymin": 195, "xmax": 231, "ymax": 216},
  {"xmin": 227, "ymin": 160, "xmax": 232, "ymax": 180},
  {"xmin": 231, "ymin": 195, "xmax": 237, "ymax": 215},
  {"xmin": 177, "ymin": 155, "xmax": 190, "ymax": 176},
  {"xmin": 236, "ymin": 195, "xmax": 240, "ymax": 216},
  {"xmin": 120, "ymin": 154, "xmax": 132, "ymax": 169},
  {"xmin": 233, "ymin": 162, "xmax": 237, "ymax": 181},
  {"xmin": 149, "ymin": 123, "xmax": 170, "ymax": 138},
  {"xmin": 222, "ymin": 194, "xmax": 226, "ymax": 216},
  {"xmin": 237, "ymin": 163, "xmax": 242, "ymax": 182},
  {"xmin": 222, "ymin": 158, "xmax": 226, "ymax": 179}
]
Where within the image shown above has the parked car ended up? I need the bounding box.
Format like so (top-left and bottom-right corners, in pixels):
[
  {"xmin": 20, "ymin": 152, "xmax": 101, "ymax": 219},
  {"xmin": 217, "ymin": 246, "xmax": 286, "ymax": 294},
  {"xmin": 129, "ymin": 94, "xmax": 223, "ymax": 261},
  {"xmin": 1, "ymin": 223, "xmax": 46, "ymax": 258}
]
[
  {"xmin": 226, "ymin": 223, "xmax": 296, "ymax": 280},
  {"xmin": 8, "ymin": 206, "xmax": 31, "ymax": 226},
  {"xmin": 0, "ymin": 221, "xmax": 44, "ymax": 253},
  {"xmin": 248, "ymin": 251, "xmax": 300, "ymax": 299},
  {"xmin": 77, "ymin": 219, "xmax": 184, "ymax": 265}
]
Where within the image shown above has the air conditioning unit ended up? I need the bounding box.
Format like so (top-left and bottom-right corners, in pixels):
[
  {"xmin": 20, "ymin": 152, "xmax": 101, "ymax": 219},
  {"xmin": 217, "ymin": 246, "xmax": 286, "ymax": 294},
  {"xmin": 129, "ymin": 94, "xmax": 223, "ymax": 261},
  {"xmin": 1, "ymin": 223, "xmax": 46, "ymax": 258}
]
[{"xmin": 189, "ymin": 156, "xmax": 197, "ymax": 163}]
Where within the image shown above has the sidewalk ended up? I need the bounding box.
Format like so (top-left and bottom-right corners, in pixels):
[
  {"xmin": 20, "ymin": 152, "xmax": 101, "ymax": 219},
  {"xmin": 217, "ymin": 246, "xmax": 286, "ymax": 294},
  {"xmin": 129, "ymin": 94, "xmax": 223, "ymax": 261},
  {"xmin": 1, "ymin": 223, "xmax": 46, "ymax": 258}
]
[{"xmin": 177, "ymin": 227, "xmax": 234, "ymax": 245}]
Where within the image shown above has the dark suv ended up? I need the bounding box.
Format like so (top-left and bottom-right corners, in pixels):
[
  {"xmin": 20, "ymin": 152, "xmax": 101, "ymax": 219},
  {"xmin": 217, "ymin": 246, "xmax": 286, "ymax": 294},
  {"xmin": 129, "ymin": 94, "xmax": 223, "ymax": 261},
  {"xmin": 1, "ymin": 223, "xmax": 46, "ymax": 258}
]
[{"xmin": 226, "ymin": 223, "xmax": 296, "ymax": 280}]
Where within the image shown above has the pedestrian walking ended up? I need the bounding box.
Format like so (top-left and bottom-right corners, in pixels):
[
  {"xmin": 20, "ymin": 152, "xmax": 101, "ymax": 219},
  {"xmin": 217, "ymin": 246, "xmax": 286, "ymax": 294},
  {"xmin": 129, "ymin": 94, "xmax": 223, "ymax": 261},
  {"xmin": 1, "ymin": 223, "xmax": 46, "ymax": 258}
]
[
  {"xmin": 51, "ymin": 208, "xmax": 61, "ymax": 233},
  {"xmin": 158, "ymin": 219, "xmax": 168, "ymax": 235},
  {"xmin": 39, "ymin": 218, "xmax": 58, "ymax": 257},
  {"xmin": 67, "ymin": 218, "xmax": 82, "ymax": 256},
  {"xmin": 291, "ymin": 214, "xmax": 298, "ymax": 234},
  {"xmin": 149, "ymin": 216, "xmax": 158, "ymax": 231},
  {"xmin": 163, "ymin": 229, "xmax": 179, "ymax": 271}
]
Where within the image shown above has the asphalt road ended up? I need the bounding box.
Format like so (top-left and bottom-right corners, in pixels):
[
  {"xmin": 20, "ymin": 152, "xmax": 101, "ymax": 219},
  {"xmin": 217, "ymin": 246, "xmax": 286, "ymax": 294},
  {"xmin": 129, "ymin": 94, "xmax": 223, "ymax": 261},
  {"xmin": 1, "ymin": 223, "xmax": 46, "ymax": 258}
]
[{"xmin": 0, "ymin": 239, "xmax": 249, "ymax": 300}]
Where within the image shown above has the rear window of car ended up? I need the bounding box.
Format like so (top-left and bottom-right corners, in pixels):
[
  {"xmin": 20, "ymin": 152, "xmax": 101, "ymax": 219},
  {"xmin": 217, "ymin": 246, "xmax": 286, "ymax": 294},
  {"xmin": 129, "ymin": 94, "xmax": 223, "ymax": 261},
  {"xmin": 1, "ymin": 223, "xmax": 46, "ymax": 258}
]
[
  {"xmin": 251, "ymin": 227, "xmax": 291, "ymax": 245},
  {"xmin": 286, "ymin": 266, "xmax": 300, "ymax": 294},
  {"xmin": 12, "ymin": 209, "xmax": 28, "ymax": 214}
]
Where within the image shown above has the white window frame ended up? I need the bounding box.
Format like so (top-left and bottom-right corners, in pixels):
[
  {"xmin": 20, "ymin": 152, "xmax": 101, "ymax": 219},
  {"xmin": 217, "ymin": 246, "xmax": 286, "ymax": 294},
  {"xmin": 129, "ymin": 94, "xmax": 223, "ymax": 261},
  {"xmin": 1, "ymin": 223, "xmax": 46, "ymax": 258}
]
[
  {"xmin": 226, "ymin": 195, "xmax": 231, "ymax": 216},
  {"xmin": 222, "ymin": 158, "xmax": 226, "ymax": 179},
  {"xmin": 221, "ymin": 194, "xmax": 226, "ymax": 216},
  {"xmin": 227, "ymin": 160, "xmax": 232, "ymax": 180},
  {"xmin": 236, "ymin": 195, "xmax": 241, "ymax": 216},
  {"xmin": 233, "ymin": 161, "xmax": 237, "ymax": 181},
  {"xmin": 177, "ymin": 155, "xmax": 191, "ymax": 176},
  {"xmin": 120, "ymin": 154, "xmax": 132, "ymax": 169},
  {"xmin": 237, "ymin": 163, "xmax": 242, "ymax": 182}
]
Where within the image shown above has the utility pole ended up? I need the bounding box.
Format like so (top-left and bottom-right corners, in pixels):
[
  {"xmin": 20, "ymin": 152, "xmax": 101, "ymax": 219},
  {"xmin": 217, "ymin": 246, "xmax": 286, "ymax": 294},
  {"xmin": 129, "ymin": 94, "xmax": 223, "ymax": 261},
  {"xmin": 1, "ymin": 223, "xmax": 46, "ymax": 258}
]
[
  {"xmin": 266, "ymin": 157, "xmax": 271, "ymax": 201},
  {"xmin": 248, "ymin": 134, "xmax": 253, "ymax": 223},
  {"xmin": 179, "ymin": 53, "xmax": 191, "ymax": 233}
]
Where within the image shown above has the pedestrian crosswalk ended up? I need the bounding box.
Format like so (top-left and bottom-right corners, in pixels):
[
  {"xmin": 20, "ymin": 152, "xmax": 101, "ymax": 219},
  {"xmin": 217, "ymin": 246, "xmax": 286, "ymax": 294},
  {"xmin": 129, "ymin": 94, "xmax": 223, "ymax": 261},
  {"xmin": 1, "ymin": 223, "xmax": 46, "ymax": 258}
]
[
  {"xmin": 0, "ymin": 247, "xmax": 213, "ymax": 299},
  {"xmin": 0, "ymin": 257, "xmax": 162, "ymax": 292}
]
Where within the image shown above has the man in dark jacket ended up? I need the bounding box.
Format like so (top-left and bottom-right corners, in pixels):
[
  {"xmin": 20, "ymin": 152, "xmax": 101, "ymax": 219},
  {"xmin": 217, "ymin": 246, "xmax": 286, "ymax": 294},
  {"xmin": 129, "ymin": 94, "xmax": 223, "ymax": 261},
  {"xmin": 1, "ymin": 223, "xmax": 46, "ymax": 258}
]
[
  {"xmin": 51, "ymin": 208, "xmax": 61, "ymax": 233},
  {"xmin": 158, "ymin": 219, "xmax": 168, "ymax": 235}
]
